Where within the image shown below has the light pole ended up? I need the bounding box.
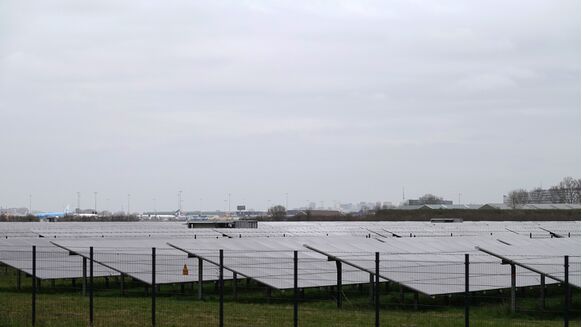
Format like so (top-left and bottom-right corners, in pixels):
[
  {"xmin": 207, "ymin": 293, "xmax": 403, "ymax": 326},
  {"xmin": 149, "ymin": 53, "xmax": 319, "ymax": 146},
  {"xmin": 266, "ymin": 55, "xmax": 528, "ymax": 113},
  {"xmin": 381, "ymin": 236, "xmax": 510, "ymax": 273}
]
[
  {"xmin": 94, "ymin": 192, "xmax": 98, "ymax": 213},
  {"xmin": 76, "ymin": 192, "xmax": 81, "ymax": 212},
  {"xmin": 127, "ymin": 194, "xmax": 131, "ymax": 216},
  {"xmin": 458, "ymin": 193, "xmax": 462, "ymax": 205},
  {"xmin": 178, "ymin": 190, "xmax": 183, "ymax": 213},
  {"xmin": 228, "ymin": 193, "xmax": 231, "ymax": 217},
  {"xmin": 28, "ymin": 194, "xmax": 32, "ymax": 214}
]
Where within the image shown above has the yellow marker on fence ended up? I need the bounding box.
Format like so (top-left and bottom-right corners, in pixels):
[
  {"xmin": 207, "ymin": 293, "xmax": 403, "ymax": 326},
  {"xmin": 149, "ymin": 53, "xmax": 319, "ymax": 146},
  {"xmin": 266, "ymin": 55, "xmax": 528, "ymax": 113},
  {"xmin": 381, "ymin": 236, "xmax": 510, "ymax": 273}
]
[{"xmin": 182, "ymin": 264, "xmax": 189, "ymax": 276}]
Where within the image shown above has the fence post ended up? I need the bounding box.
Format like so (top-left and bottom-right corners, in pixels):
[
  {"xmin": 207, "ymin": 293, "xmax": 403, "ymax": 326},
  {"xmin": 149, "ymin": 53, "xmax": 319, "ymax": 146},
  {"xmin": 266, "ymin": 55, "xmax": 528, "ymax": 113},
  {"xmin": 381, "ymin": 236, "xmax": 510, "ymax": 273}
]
[
  {"xmin": 465, "ymin": 253, "xmax": 469, "ymax": 327},
  {"xmin": 293, "ymin": 250, "xmax": 298, "ymax": 327},
  {"xmin": 336, "ymin": 260, "xmax": 342, "ymax": 308},
  {"xmin": 375, "ymin": 252, "xmax": 380, "ymax": 327},
  {"xmin": 510, "ymin": 263, "xmax": 516, "ymax": 313},
  {"xmin": 90, "ymin": 247, "xmax": 94, "ymax": 327},
  {"xmin": 152, "ymin": 247, "xmax": 156, "ymax": 327},
  {"xmin": 32, "ymin": 245, "xmax": 36, "ymax": 327},
  {"xmin": 564, "ymin": 255, "xmax": 569, "ymax": 327},
  {"xmin": 219, "ymin": 249, "xmax": 224, "ymax": 327}
]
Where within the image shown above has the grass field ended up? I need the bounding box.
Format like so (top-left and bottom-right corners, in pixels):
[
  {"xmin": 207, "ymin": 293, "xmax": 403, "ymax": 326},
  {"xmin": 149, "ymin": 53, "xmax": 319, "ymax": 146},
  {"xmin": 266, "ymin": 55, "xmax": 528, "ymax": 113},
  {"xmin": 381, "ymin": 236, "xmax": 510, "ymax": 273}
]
[{"xmin": 0, "ymin": 266, "xmax": 579, "ymax": 327}]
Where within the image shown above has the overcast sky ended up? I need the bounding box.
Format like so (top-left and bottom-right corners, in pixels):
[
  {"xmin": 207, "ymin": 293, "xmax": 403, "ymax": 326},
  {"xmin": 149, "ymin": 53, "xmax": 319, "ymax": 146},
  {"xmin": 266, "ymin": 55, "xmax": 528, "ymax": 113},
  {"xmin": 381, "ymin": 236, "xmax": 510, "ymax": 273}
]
[{"xmin": 0, "ymin": 0, "xmax": 580, "ymax": 212}]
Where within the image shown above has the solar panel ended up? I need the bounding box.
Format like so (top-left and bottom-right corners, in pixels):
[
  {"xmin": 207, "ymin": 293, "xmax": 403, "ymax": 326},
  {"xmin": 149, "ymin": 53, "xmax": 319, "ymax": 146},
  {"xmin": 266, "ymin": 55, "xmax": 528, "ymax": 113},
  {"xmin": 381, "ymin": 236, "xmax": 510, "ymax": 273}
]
[
  {"xmin": 476, "ymin": 237, "xmax": 581, "ymax": 287},
  {"xmin": 168, "ymin": 237, "xmax": 371, "ymax": 290},
  {"xmin": 0, "ymin": 238, "xmax": 117, "ymax": 279},
  {"xmin": 303, "ymin": 236, "xmax": 555, "ymax": 295},
  {"xmin": 51, "ymin": 238, "xmax": 231, "ymax": 285}
]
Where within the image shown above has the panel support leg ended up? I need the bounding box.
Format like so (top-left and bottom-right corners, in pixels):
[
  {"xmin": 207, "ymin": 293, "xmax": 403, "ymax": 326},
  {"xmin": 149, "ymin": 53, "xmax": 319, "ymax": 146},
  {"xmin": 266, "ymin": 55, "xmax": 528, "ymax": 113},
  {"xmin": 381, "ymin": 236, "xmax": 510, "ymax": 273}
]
[
  {"xmin": 198, "ymin": 258, "xmax": 203, "ymax": 300},
  {"xmin": 82, "ymin": 257, "xmax": 87, "ymax": 296},
  {"xmin": 539, "ymin": 274, "xmax": 545, "ymax": 310}
]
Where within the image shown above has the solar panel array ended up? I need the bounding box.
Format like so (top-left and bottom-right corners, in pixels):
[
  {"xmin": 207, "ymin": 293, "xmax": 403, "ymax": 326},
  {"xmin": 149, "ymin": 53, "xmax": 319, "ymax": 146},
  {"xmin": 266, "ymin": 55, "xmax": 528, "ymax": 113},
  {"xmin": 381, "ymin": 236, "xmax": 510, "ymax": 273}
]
[{"xmin": 0, "ymin": 221, "xmax": 578, "ymax": 294}]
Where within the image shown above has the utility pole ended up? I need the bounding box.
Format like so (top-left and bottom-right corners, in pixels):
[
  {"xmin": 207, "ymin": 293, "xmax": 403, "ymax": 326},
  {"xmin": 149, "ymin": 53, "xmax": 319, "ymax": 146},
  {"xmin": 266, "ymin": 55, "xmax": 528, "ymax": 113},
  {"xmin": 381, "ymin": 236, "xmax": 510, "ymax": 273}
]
[{"xmin": 228, "ymin": 193, "xmax": 231, "ymax": 217}]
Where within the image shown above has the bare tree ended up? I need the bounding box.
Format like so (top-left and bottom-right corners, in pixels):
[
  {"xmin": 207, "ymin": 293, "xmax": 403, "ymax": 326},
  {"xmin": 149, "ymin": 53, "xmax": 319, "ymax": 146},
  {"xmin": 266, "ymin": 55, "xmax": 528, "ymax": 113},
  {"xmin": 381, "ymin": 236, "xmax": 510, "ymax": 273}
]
[
  {"xmin": 507, "ymin": 189, "xmax": 529, "ymax": 208},
  {"xmin": 558, "ymin": 176, "xmax": 581, "ymax": 204},
  {"xmin": 549, "ymin": 185, "xmax": 566, "ymax": 203},
  {"xmin": 268, "ymin": 205, "xmax": 287, "ymax": 218},
  {"xmin": 418, "ymin": 194, "xmax": 444, "ymax": 205},
  {"xmin": 528, "ymin": 187, "xmax": 547, "ymax": 203}
]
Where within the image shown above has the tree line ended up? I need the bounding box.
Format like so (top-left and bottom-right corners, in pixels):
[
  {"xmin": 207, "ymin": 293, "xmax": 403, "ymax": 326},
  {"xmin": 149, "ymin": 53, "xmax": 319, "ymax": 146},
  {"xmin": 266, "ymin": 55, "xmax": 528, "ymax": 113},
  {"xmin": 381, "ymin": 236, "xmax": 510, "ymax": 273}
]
[{"xmin": 507, "ymin": 176, "xmax": 581, "ymax": 208}]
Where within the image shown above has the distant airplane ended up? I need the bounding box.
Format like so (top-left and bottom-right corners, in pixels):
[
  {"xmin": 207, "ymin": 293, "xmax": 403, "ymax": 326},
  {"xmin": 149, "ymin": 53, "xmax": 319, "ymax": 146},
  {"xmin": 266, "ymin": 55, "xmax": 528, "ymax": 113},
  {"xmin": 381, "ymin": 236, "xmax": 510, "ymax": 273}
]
[{"xmin": 34, "ymin": 206, "xmax": 71, "ymax": 219}]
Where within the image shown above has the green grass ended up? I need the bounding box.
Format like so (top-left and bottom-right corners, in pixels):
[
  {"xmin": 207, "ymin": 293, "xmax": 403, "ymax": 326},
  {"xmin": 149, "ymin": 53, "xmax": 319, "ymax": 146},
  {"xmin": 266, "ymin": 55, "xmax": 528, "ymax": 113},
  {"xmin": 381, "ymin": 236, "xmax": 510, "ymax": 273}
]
[{"xmin": 0, "ymin": 267, "xmax": 579, "ymax": 327}]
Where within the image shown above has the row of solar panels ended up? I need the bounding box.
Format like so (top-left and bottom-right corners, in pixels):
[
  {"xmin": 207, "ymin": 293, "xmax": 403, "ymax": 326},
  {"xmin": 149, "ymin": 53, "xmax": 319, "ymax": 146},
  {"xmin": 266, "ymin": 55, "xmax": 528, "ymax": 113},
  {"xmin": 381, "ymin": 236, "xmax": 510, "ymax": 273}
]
[
  {"xmin": 0, "ymin": 234, "xmax": 579, "ymax": 296},
  {"xmin": 0, "ymin": 221, "xmax": 579, "ymax": 239}
]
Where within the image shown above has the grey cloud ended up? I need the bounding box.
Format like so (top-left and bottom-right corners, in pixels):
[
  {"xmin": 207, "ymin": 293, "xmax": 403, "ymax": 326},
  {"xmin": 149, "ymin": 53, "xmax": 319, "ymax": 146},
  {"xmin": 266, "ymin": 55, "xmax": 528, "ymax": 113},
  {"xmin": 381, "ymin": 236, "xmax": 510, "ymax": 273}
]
[{"xmin": 0, "ymin": 0, "xmax": 579, "ymax": 211}]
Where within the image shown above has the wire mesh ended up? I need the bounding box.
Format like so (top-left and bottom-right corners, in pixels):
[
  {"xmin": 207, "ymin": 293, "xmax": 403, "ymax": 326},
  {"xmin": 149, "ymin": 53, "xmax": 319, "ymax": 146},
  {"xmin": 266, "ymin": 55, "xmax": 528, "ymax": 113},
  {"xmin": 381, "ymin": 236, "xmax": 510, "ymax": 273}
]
[{"xmin": 0, "ymin": 246, "xmax": 579, "ymax": 326}]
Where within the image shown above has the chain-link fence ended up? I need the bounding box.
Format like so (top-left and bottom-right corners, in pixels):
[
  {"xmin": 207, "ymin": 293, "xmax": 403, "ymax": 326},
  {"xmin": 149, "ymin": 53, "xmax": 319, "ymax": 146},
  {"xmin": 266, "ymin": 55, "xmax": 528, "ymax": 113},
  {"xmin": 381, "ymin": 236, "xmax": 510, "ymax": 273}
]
[{"xmin": 0, "ymin": 246, "xmax": 579, "ymax": 327}]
